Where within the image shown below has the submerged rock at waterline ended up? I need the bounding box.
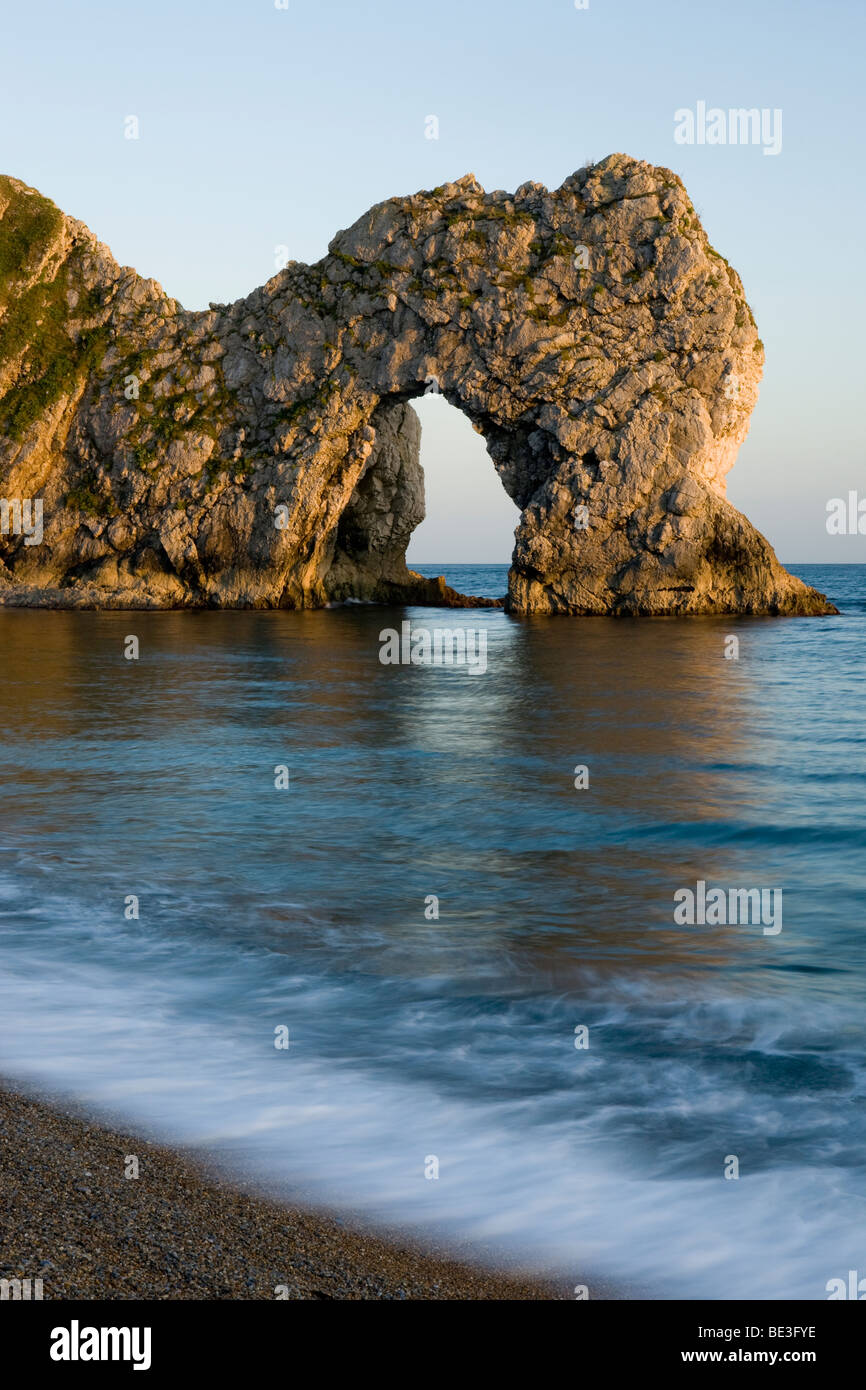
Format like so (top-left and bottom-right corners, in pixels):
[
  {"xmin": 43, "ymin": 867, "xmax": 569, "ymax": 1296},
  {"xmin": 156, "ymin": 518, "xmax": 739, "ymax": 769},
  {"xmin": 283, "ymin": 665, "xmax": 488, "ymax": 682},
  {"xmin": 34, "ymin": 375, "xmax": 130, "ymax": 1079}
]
[{"xmin": 0, "ymin": 156, "xmax": 834, "ymax": 615}]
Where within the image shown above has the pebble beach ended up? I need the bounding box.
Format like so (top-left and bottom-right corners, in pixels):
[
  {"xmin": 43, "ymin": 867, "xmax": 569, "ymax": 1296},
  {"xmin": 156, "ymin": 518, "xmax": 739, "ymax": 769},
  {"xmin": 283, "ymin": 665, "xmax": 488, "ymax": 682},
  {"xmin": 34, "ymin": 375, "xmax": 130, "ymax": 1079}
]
[{"xmin": 0, "ymin": 1082, "xmax": 564, "ymax": 1301}]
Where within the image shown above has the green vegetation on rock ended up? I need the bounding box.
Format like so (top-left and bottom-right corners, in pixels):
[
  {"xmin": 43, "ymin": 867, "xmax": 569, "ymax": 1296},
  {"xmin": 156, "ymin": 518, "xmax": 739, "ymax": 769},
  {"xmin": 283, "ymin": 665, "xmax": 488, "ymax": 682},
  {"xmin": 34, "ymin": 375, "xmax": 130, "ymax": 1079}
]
[{"xmin": 0, "ymin": 182, "xmax": 109, "ymax": 442}]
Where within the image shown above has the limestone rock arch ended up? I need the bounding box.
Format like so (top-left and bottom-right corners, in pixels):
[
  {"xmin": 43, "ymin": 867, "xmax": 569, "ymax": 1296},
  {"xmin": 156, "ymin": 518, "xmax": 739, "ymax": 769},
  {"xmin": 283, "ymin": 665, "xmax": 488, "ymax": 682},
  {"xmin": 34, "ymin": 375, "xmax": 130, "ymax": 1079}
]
[{"xmin": 0, "ymin": 156, "xmax": 835, "ymax": 614}]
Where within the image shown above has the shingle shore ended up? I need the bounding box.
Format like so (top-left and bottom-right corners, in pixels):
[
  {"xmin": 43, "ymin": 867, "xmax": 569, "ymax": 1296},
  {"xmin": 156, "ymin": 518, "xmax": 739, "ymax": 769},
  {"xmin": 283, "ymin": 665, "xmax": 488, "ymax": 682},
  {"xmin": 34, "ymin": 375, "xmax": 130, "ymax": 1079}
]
[{"xmin": 0, "ymin": 1082, "xmax": 565, "ymax": 1300}]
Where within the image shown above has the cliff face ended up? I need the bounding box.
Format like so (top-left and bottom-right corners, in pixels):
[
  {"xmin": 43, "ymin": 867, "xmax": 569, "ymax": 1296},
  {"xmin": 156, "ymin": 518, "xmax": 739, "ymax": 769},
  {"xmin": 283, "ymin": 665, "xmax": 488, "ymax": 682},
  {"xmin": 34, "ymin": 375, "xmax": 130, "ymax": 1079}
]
[{"xmin": 0, "ymin": 155, "xmax": 834, "ymax": 614}]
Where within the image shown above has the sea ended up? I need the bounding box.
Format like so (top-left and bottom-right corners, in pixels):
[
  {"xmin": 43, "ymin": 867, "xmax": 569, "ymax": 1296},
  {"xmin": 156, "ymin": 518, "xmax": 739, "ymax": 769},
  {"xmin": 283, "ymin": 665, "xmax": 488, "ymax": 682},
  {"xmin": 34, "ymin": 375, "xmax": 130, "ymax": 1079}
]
[{"xmin": 0, "ymin": 562, "xmax": 863, "ymax": 1298}]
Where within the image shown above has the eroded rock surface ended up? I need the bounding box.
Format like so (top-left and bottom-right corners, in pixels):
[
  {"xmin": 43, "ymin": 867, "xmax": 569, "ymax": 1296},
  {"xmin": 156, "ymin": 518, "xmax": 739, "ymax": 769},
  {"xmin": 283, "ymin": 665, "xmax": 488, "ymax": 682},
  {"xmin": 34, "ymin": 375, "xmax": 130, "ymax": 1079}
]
[{"xmin": 0, "ymin": 156, "xmax": 834, "ymax": 613}]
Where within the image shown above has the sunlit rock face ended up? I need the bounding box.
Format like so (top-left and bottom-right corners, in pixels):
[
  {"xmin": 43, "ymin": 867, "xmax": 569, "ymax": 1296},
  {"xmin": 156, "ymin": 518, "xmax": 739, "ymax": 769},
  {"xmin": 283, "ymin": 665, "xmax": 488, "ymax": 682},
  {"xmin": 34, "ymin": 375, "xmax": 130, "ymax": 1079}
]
[{"xmin": 0, "ymin": 156, "xmax": 834, "ymax": 614}]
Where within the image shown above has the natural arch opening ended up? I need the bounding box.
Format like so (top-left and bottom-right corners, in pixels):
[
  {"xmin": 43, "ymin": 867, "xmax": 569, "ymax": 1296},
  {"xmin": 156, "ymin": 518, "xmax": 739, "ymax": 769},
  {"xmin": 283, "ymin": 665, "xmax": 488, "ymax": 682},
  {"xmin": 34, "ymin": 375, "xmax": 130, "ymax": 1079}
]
[
  {"xmin": 323, "ymin": 393, "xmax": 520, "ymax": 608},
  {"xmin": 407, "ymin": 392, "xmax": 521, "ymax": 573}
]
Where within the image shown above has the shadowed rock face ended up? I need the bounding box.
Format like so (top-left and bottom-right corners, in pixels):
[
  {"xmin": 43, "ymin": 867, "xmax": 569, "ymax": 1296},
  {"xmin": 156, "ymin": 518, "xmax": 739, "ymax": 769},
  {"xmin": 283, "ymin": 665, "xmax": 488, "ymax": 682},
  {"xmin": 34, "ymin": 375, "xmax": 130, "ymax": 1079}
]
[{"xmin": 0, "ymin": 155, "xmax": 834, "ymax": 614}]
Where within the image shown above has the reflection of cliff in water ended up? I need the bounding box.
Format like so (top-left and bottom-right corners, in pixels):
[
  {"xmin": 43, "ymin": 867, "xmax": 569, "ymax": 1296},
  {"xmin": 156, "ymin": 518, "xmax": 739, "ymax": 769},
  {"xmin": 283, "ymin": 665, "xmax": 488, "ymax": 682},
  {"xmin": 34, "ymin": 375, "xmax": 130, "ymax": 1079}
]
[
  {"xmin": 363, "ymin": 607, "xmax": 778, "ymax": 983},
  {"xmin": 0, "ymin": 606, "xmax": 776, "ymax": 992}
]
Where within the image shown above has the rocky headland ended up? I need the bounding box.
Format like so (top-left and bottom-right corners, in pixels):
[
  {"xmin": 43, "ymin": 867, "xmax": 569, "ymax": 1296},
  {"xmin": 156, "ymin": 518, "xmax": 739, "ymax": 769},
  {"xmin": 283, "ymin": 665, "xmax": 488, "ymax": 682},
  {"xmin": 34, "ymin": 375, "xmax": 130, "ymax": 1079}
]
[{"xmin": 0, "ymin": 155, "xmax": 834, "ymax": 614}]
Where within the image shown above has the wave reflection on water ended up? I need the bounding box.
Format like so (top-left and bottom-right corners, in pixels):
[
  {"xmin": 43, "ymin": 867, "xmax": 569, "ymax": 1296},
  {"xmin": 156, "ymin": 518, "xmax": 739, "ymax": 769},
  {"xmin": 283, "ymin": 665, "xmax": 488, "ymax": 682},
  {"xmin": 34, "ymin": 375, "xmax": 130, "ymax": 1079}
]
[{"xmin": 0, "ymin": 564, "xmax": 864, "ymax": 1298}]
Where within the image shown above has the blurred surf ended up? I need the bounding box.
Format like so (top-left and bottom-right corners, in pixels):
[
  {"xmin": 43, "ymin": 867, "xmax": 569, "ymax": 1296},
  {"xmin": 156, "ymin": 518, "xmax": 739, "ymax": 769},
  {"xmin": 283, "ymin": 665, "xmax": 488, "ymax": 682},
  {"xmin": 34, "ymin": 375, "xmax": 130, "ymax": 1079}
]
[{"xmin": 0, "ymin": 562, "xmax": 863, "ymax": 1297}]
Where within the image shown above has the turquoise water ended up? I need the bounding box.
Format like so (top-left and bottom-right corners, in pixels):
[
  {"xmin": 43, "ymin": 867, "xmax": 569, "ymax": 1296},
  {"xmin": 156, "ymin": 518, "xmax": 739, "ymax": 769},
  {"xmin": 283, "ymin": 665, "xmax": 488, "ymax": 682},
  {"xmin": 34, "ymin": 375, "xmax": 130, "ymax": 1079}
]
[{"xmin": 0, "ymin": 564, "xmax": 863, "ymax": 1297}]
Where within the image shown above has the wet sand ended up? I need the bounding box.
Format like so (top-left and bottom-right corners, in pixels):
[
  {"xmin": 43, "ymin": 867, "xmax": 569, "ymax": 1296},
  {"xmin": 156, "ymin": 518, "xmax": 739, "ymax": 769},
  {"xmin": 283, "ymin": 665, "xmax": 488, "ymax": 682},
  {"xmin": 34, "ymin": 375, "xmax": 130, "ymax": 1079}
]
[{"xmin": 0, "ymin": 1082, "xmax": 571, "ymax": 1300}]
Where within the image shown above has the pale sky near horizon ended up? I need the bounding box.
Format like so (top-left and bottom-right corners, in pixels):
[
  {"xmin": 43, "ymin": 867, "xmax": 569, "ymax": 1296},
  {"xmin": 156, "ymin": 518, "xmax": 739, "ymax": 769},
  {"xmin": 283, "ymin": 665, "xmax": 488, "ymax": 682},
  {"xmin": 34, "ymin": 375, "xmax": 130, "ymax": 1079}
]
[{"xmin": 1, "ymin": 0, "xmax": 863, "ymax": 562}]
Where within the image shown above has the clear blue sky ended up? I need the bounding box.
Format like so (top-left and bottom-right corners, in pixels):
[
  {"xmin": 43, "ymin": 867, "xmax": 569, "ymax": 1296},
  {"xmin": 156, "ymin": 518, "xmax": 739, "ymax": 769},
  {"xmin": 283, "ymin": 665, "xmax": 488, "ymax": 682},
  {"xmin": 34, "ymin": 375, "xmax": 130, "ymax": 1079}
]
[{"xmin": 2, "ymin": 0, "xmax": 863, "ymax": 561}]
